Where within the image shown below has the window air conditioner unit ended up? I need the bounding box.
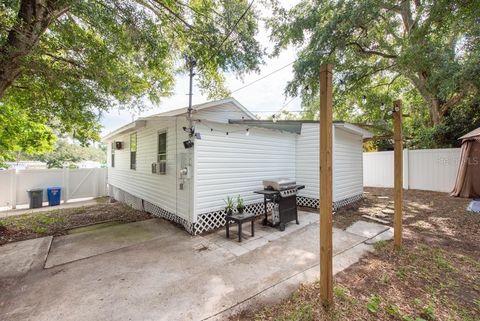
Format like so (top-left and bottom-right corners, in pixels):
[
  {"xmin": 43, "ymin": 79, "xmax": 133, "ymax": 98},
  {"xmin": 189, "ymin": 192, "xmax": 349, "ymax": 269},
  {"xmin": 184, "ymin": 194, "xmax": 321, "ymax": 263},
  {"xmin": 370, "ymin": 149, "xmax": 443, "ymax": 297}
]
[
  {"xmin": 115, "ymin": 141, "xmax": 123, "ymax": 150},
  {"xmin": 152, "ymin": 161, "xmax": 166, "ymax": 175}
]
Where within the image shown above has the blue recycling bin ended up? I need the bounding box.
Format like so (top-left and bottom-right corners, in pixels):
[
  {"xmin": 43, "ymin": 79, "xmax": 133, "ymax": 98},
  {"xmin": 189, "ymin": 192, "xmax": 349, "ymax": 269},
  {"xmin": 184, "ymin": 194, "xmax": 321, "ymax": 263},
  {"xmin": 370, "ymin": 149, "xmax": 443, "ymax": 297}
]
[{"xmin": 47, "ymin": 187, "xmax": 62, "ymax": 206}]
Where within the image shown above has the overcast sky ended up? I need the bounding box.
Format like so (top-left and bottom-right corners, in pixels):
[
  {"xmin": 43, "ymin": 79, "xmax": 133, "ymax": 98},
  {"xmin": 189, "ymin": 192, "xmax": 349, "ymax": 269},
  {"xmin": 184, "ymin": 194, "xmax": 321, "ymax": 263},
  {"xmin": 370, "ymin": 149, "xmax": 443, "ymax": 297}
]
[{"xmin": 100, "ymin": 1, "xmax": 300, "ymax": 136}]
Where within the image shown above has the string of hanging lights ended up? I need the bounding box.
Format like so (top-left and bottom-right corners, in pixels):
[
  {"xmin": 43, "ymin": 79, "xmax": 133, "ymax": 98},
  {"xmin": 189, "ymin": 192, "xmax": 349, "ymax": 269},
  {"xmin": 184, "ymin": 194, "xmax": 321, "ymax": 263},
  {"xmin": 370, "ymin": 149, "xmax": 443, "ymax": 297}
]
[
  {"xmin": 207, "ymin": 126, "xmax": 251, "ymax": 136},
  {"xmin": 190, "ymin": 120, "xmax": 252, "ymax": 137},
  {"xmin": 360, "ymin": 96, "xmax": 398, "ymax": 115}
]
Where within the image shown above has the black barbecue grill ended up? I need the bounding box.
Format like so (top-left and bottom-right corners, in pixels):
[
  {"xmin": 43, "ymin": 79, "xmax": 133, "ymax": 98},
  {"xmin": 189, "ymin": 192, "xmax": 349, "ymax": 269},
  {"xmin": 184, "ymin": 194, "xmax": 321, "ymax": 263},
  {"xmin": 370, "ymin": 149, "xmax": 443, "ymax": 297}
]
[{"xmin": 254, "ymin": 179, "xmax": 305, "ymax": 231}]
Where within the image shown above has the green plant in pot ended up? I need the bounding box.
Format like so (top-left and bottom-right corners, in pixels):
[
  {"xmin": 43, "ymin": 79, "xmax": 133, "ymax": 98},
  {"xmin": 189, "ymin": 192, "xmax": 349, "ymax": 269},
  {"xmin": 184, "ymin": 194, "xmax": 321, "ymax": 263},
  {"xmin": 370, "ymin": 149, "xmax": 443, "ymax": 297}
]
[
  {"xmin": 224, "ymin": 196, "xmax": 234, "ymax": 216},
  {"xmin": 236, "ymin": 195, "xmax": 245, "ymax": 214}
]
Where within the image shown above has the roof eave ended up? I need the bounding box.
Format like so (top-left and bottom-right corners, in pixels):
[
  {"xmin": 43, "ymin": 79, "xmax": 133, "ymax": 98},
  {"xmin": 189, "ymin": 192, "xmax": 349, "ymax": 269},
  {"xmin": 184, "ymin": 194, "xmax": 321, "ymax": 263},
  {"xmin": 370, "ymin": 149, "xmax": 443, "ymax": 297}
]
[
  {"xmin": 101, "ymin": 120, "xmax": 147, "ymax": 142},
  {"xmin": 333, "ymin": 122, "xmax": 374, "ymax": 139}
]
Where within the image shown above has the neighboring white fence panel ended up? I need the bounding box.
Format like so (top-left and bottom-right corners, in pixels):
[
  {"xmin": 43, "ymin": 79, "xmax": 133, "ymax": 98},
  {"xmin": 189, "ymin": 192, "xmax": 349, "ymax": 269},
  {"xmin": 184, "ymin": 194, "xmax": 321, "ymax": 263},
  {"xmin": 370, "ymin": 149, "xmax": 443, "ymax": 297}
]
[
  {"xmin": 363, "ymin": 151, "xmax": 395, "ymax": 188},
  {"xmin": 363, "ymin": 148, "xmax": 461, "ymax": 193},
  {"xmin": 0, "ymin": 168, "xmax": 107, "ymax": 209},
  {"xmin": 0, "ymin": 170, "xmax": 13, "ymax": 207}
]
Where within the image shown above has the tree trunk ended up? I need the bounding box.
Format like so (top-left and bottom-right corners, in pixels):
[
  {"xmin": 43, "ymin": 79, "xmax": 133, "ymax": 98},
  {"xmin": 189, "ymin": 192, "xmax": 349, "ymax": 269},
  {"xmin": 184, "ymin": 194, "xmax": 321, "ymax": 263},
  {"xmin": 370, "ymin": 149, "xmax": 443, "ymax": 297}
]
[
  {"xmin": 0, "ymin": 0, "xmax": 69, "ymax": 99},
  {"xmin": 407, "ymin": 72, "xmax": 445, "ymax": 126},
  {"xmin": 430, "ymin": 99, "xmax": 442, "ymax": 126}
]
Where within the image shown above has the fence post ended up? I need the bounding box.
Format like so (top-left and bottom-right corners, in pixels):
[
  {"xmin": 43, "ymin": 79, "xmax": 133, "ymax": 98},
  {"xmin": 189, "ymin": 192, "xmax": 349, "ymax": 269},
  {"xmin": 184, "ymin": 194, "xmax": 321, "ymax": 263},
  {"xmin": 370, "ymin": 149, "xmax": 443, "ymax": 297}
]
[
  {"xmin": 393, "ymin": 100, "xmax": 403, "ymax": 250},
  {"xmin": 62, "ymin": 167, "xmax": 70, "ymax": 203},
  {"xmin": 403, "ymin": 148, "xmax": 409, "ymax": 189},
  {"xmin": 319, "ymin": 63, "xmax": 334, "ymax": 307},
  {"xmin": 9, "ymin": 169, "xmax": 17, "ymax": 209}
]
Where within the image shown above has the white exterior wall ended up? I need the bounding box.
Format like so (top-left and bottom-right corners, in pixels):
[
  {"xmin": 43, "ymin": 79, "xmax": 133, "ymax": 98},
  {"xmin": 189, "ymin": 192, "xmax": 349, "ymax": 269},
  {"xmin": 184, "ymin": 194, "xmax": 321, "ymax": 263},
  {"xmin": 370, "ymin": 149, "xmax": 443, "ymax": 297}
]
[
  {"xmin": 106, "ymin": 117, "xmax": 193, "ymax": 221},
  {"xmin": 105, "ymin": 103, "xmax": 367, "ymax": 228},
  {"xmin": 295, "ymin": 123, "xmax": 364, "ymax": 202},
  {"xmin": 193, "ymin": 103, "xmax": 252, "ymax": 123},
  {"xmin": 194, "ymin": 121, "xmax": 296, "ymax": 217},
  {"xmin": 295, "ymin": 124, "xmax": 319, "ymax": 200},
  {"xmin": 105, "ymin": 104, "xmax": 254, "ymax": 224},
  {"xmin": 333, "ymin": 129, "xmax": 364, "ymax": 201}
]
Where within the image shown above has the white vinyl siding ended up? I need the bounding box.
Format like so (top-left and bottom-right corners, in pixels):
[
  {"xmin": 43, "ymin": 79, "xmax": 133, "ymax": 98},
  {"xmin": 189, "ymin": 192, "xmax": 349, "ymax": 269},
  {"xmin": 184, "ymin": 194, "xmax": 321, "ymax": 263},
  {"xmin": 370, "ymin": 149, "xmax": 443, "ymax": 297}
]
[
  {"xmin": 295, "ymin": 123, "xmax": 364, "ymax": 202},
  {"xmin": 107, "ymin": 117, "xmax": 193, "ymax": 221},
  {"xmin": 295, "ymin": 124, "xmax": 319, "ymax": 200},
  {"xmin": 193, "ymin": 103, "xmax": 252, "ymax": 123},
  {"xmin": 194, "ymin": 121, "xmax": 296, "ymax": 218},
  {"xmin": 106, "ymin": 105, "xmax": 366, "ymax": 228},
  {"xmin": 333, "ymin": 129, "xmax": 364, "ymax": 201}
]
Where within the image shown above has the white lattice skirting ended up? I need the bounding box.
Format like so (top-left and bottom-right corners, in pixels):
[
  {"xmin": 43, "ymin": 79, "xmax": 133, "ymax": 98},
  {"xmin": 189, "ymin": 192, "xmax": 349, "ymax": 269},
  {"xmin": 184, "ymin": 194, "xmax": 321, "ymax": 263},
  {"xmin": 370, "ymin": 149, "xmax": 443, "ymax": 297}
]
[
  {"xmin": 193, "ymin": 202, "xmax": 274, "ymax": 235},
  {"xmin": 296, "ymin": 194, "xmax": 364, "ymax": 211},
  {"xmin": 108, "ymin": 185, "xmax": 193, "ymax": 234},
  {"xmin": 109, "ymin": 184, "xmax": 364, "ymax": 236},
  {"xmin": 194, "ymin": 193, "xmax": 364, "ymax": 235}
]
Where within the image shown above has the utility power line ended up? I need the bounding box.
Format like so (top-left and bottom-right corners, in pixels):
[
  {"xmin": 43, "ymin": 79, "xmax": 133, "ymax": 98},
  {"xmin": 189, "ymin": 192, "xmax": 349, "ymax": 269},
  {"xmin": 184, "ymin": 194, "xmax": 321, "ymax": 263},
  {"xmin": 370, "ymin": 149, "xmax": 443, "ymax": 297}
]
[
  {"xmin": 230, "ymin": 60, "xmax": 296, "ymax": 94},
  {"xmin": 198, "ymin": 0, "xmax": 255, "ymax": 73}
]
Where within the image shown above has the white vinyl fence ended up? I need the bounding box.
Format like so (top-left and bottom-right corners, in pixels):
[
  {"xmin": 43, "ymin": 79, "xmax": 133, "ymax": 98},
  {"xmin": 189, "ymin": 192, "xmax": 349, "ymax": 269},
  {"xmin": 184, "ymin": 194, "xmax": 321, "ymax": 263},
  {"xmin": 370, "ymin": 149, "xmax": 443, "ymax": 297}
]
[
  {"xmin": 363, "ymin": 148, "xmax": 461, "ymax": 193},
  {"xmin": 0, "ymin": 168, "xmax": 107, "ymax": 209}
]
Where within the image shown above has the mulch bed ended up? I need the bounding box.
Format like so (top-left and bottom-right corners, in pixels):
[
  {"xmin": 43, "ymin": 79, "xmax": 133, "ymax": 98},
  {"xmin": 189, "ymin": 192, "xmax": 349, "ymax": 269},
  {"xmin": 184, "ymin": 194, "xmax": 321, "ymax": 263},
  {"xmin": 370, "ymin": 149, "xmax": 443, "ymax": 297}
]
[
  {"xmin": 234, "ymin": 188, "xmax": 480, "ymax": 321},
  {"xmin": 0, "ymin": 202, "xmax": 152, "ymax": 245}
]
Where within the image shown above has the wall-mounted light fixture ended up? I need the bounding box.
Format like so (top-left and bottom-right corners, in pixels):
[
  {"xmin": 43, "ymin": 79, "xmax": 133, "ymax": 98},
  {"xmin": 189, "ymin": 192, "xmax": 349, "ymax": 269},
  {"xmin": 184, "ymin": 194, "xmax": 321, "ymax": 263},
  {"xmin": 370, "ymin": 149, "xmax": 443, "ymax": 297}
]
[{"xmin": 183, "ymin": 140, "xmax": 194, "ymax": 149}]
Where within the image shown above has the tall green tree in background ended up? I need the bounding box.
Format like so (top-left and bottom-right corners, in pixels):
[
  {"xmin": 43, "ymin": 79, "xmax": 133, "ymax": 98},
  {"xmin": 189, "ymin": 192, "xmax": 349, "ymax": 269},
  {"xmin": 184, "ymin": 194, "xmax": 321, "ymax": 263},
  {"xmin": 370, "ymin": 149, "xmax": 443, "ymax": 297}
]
[
  {"xmin": 268, "ymin": 0, "xmax": 480, "ymax": 148},
  {"xmin": 0, "ymin": 102, "xmax": 54, "ymax": 164},
  {"xmin": 0, "ymin": 0, "xmax": 263, "ymax": 160},
  {"xmin": 35, "ymin": 139, "xmax": 106, "ymax": 168}
]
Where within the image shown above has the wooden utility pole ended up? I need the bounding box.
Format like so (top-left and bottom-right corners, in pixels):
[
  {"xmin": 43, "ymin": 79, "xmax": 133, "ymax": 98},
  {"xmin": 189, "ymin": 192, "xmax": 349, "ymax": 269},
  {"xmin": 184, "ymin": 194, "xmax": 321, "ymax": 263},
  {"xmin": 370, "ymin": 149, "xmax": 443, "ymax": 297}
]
[
  {"xmin": 319, "ymin": 63, "xmax": 333, "ymax": 306},
  {"xmin": 393, "ymin": 100, "xmax": 403, "ymax": 249}
]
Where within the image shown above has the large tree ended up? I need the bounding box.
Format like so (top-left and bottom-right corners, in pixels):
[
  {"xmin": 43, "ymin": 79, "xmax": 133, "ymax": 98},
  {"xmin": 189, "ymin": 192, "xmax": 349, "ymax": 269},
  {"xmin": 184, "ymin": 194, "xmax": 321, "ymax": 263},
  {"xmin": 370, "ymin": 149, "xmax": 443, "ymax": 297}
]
[
  {"xmin": 267, "ymin": 0, "xmax": 480, "ymax": 127},
  {"xmin": 0, "ymin": 101, "xmax": 54, "ymax": 165},
  {"xmin": 0, "ymin": 0, "xmax": 263, "ymax": 155},
  {"xmin": 34, "ymin": 139, "xmax": 106, "ymax": 168}
]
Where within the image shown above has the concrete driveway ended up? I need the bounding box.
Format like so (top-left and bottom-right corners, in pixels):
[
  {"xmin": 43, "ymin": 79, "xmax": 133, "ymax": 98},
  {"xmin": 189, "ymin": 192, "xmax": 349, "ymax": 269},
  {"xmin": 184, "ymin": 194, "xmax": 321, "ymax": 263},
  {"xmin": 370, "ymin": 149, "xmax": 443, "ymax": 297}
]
[{"xmin": 0, "ymin": 211, "xmax": 391, "ymax": 321}]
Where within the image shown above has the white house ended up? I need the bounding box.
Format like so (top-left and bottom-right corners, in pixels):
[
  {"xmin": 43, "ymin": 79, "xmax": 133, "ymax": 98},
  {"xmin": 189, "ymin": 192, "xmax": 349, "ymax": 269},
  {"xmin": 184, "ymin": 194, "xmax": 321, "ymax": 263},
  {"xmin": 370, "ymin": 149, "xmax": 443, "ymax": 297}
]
[{"xmin": 102, "ymin": 98, "xmax": 372, "ymax": 235}]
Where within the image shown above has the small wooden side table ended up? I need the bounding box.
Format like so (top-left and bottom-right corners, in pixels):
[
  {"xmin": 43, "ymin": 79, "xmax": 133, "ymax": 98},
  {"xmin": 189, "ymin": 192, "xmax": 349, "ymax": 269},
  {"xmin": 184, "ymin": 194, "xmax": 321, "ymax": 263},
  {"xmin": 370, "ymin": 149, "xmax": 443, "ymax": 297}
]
[{"xmin": 226, "ymin": 212, "xmax": 255, "ymax": 242}]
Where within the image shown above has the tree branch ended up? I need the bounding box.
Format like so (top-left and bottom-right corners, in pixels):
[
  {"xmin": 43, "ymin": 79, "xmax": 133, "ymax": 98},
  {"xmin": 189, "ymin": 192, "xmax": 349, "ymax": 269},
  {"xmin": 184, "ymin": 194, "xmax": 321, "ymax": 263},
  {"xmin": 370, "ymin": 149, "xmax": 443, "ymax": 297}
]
[
  {"xmin": 440, "ymin": 86, "xmax": 474, "ymax": 115},
  {"xmin": 42, "ymin": 52, "xmax": 85, "ymax": 69},
  {"xmin": 147, "ymin": 0, "xmax": 193, "ymax": 29},
  {"xmin": 346, "ymin": 63, "xmax": 398, "ymax": 91},
  {"xmin": 346, "ymin": 42, "xmax": 398, "ymax": 59}
]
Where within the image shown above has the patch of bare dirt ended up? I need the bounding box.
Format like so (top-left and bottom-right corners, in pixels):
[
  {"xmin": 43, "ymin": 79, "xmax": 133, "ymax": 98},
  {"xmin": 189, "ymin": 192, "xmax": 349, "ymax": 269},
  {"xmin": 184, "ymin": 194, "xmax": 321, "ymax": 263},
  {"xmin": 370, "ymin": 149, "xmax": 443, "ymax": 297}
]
[
  {"xmin": 234, "ymin": 188, "xmax": 480, "ymax": 321},
  {"xmin": 0, "ymin": 202, "xmax": 152, "ymax": 245}
]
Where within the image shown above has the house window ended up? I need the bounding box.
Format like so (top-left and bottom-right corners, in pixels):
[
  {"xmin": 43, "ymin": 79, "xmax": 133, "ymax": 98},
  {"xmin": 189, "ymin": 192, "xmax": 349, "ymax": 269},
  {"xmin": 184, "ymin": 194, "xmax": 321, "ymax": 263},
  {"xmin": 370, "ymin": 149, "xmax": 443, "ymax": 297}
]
[
  {"xmin": 158, "ymin": 132, "xmax": 167, "ymax": 162},
  {"xmin": 111, "ymin": 142, "xmax": 115, "ymax": 168},
  {"xmin": 130, "ymin": 133, "xmax": 137, "ymax": 170}
]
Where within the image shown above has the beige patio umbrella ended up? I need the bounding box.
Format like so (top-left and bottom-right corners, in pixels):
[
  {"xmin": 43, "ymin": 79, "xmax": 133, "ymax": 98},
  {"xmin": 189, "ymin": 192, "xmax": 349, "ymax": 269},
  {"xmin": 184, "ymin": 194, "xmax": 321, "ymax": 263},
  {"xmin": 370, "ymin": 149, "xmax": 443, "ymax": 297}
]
[{"xmin": 451, "ymin": 127, "xmax": 480, "ymax": 198}]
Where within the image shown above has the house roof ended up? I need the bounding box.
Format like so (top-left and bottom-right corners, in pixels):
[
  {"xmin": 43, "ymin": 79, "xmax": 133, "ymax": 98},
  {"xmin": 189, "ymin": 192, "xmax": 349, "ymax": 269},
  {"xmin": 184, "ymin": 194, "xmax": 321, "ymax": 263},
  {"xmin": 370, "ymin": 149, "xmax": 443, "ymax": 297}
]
[
  {"xmin": 102, "ymin": 98, "xmax": 254, "ymax": 142},
  {"xmin": 145, "ymin": 97, "xmax": 256, "ymax": 120},
  {"xmin": 459, "ymin": 127, "xmax": 480, "ymax": 141},
  {"xmin": 102, "ymin": 97, "xmax": 373, "ymax": 141},
  {"xmin": 102, "ymin": 120, "xmax": 147, "ymax": 142},
  {"xmin": 228, "ymin": 120, "xmax": 373, "ymax": 138}
]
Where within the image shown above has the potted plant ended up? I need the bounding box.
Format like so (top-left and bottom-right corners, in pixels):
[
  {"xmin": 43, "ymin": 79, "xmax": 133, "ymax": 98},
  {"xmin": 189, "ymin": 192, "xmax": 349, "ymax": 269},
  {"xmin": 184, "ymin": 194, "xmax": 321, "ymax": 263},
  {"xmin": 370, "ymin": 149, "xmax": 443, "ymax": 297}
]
[
  {"xmin": 224, "ymin": 196, "xmax": 234, "ymax": 216},
  {"xmin": 236, "ymin": 195, "xmax": 245, "ymax": 214}
]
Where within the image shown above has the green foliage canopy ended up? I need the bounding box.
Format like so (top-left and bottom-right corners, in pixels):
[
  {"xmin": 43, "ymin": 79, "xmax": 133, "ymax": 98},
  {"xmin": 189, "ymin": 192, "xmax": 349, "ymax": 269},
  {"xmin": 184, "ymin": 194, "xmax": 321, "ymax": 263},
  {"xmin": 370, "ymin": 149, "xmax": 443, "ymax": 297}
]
[
  {"xmin": 267, "ymin": 0, "xmax": 480, "ymax": 148},
  {"xmin": 35, "ymin": 139, "xmax": 106, "ymax": 168},
  {"xmin": 0, "ymin": 0, "xmax": 263, "ymax": 158},
  {"xmin": 0, "ymin": 101, "xmax": 54, "ymax": 165}
]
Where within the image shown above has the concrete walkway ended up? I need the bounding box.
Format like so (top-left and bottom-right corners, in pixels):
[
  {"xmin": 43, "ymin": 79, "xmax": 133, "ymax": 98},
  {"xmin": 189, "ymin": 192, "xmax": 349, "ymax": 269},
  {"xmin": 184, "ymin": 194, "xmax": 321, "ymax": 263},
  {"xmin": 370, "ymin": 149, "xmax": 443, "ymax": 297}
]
[{"xmin": 0, "ymin": 212, "xmax": 392, "ymax": 321}]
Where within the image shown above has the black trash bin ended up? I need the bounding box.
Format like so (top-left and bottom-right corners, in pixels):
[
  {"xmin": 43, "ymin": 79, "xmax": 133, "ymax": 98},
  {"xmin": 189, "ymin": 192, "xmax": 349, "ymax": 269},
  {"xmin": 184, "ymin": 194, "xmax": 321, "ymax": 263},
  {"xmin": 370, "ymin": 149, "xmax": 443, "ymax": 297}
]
[{"xmin": 27, "ymin": 188, "xmax": 44, "ymax": 209}]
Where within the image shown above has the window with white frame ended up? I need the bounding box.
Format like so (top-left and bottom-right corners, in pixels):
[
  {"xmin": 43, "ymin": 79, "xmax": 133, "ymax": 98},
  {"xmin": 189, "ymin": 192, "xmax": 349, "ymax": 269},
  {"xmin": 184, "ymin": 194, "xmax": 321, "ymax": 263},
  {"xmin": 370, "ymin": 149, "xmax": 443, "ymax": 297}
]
[
  {"xmin": 158, "ymin": 131, "xmax": 167, "ymax": 163},
  {"xmin": 130, "ymin": 132, "xmax": 137, "ymax": 170},
  {"xmin": 111, "ymin": 142, "xmax": 115, "ymax": 167}
]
